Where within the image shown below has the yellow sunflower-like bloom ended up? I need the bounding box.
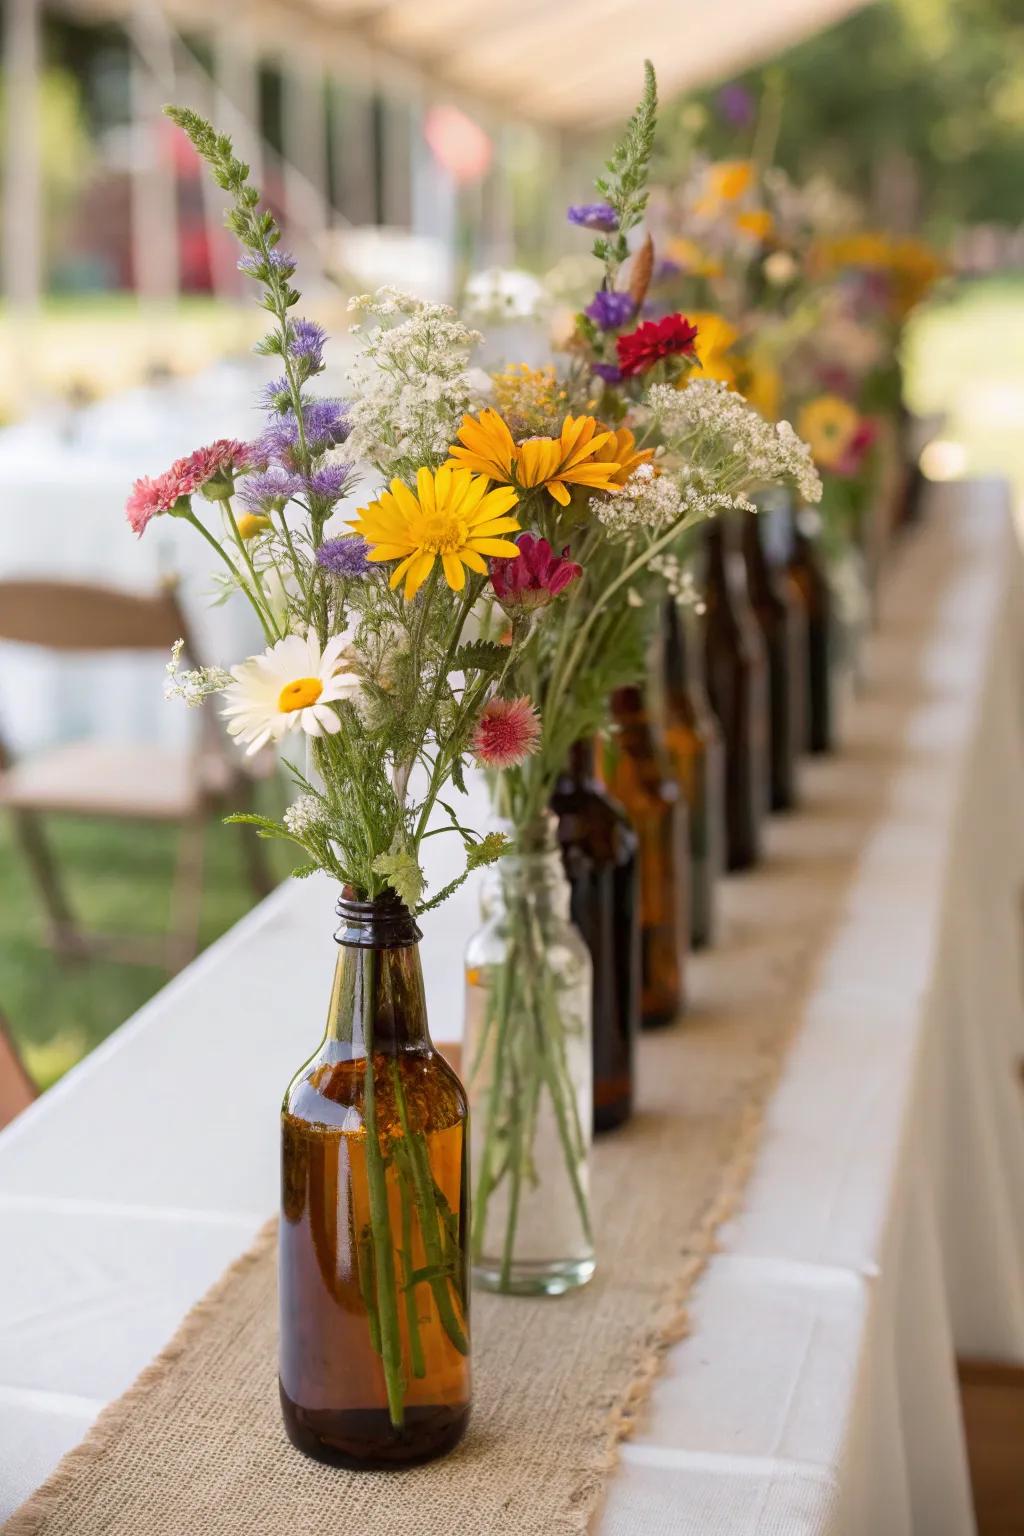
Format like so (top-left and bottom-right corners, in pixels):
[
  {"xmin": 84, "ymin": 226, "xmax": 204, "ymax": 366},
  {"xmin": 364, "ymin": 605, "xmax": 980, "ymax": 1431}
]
[
  {"xmin": 447, "ymin": 409, "xmax": 622, "ymax": 507},
  {"xmin": 797, "ymin": 395, "xmax": 861, "ymax": 470},
  {"xmin": 734, "ymin": 208, "xmax": 775, "ymax": 243},
  {"xmin": 592, "ymin": 425, "xmax": 656, "ymax": 486},
  {"xmin": 349, "ymin": 464, "xmax": 520, "ymax": 601},
  {"xmin": 665, "ymin": 237, "xmax": 723, "ymax": 279},
  {"xmin": 688, "ymin": 311, "xmax": 740, "ymax": 374}
]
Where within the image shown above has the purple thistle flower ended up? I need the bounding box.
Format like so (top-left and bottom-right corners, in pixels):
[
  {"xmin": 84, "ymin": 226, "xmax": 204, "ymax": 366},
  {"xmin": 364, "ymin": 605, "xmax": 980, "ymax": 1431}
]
[
  {"xmin": 584, "ymin": 290, "xmax": 635, "ymax": 330},
  {"xmin": 591, "ymin": 362, "xmax": 623, "ymax": 384},
  {"xmin": 305, "ymin": 462, "xmax": 351, "ymax": 504},
  {"xmin": 237, "ymin": 248, "xmax": 296, "ymax": 278},
  {"xmin": 258, "ymin": 399, "xmax": 351, "ymax": 467},
  {"xmin": 316, "ymin": 537, "xmax": 369, "ymax": 577},
  {"xmin": 239, "ymin": 465, "xmax": 303, "ymax": 511},
  {"xmin": 258, "ymin": 376, "xmax": 293, "ymax": 414},
  {"xmin": 289, "ymin": 318, "xmax": 327, "ymax": 372},
  {"xmin": 567, "ymin": 202, "xmax": 619, "ymax": 232}
]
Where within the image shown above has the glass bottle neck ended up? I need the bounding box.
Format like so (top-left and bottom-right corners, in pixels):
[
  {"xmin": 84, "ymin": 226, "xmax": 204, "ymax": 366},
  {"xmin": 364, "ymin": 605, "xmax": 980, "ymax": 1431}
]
[
  {"xmin": 325, "ymin": 889, "xmax": 429, "ymax": 1053},
  {"xmin": 559, "ymin": 736, "xmax": 599, "ymax": 789}
]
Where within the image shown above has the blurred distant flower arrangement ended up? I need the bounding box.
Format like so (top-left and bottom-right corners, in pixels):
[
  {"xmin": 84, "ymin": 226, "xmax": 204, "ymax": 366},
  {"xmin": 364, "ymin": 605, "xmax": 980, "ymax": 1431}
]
[{"xmin": 123, "ymin": 69, "xmax": 823, "ymax": 1295}]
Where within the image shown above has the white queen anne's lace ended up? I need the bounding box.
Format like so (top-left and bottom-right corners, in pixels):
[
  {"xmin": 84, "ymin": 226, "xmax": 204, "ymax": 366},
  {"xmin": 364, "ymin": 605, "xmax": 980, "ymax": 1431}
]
[
  {"xmin": 284, "ymin": 794, "xmax": 321, "ymax": 836},
  {"xmin": 645, "ymin": 379, "xmax": 823, "ymax": 504},
  {"xmin": 345, "ymin": 289, "xmax": 482, "ymax": 476},
  {"xmin": 592, "ymin": 462, "xmax": 753, "ymax": 540}
]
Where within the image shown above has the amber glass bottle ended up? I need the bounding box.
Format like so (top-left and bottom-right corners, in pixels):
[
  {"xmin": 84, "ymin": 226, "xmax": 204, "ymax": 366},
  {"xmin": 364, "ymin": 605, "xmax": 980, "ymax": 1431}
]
[
  {"xmin": 741, "ymin": 507, "xmax": 807, "ymax": 812},
  {"xmin": 551, "ymin": 738, "xmax": 640, "ymax": 1131},
  {"xmin": 604, "ymin": 686, "xmax": 689, "ymax": 1028},
  {"xmin": 280, "ymin": 890, "xmax": 470, "ymax": 1470},
  {"xmin": 787, "ymin": 515, "xmax": 835, "ymax": 754},
  {"xmin": 661, "ymin": 600, "xmax": 724, "ymax": 949},
  {"xmin": 702, "ymin": 518, "xmax": 770, "ymax": 871}
]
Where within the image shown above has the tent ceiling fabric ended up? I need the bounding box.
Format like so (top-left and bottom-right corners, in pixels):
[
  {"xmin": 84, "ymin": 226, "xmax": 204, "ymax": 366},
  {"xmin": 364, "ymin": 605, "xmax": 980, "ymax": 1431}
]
[{"xmin": 58, "ymin": 0, "xmax": 872, "ymax": 127}]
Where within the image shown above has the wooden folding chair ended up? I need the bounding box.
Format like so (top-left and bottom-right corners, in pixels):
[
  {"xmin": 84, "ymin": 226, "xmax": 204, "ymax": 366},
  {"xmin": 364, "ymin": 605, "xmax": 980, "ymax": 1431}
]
[
  {"xmin": 0, "ymin": 578, "xmax": 274, "ymax": 973},
  {"xmin": 0, "ymin": 1012, "xmax": 37, "ymax": 1129}
]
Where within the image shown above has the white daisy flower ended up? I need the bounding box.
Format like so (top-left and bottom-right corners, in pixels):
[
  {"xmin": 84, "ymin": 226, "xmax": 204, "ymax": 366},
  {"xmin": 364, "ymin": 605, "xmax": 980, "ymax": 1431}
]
[{"xmin": 221, "ymin": 629, "xmax": 360, "ymax": 755}]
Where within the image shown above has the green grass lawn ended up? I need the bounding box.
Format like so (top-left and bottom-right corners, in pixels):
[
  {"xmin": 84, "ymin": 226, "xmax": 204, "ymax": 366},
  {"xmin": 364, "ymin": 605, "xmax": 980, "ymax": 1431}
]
[{"xmin": 1, "ymin": 803, "xmax": 291, "ymax": 1091}]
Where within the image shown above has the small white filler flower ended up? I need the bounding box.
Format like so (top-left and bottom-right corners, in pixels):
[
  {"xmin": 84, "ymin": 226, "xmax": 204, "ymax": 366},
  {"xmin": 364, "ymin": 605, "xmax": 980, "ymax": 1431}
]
[{"xmin": 222, "ymin": 629, "xmax": 359, "ymax": 754}]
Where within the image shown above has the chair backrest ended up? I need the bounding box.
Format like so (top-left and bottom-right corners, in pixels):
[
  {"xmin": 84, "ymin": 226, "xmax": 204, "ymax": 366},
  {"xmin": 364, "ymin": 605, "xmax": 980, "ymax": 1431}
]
[
  {"xmin": 0, "ymin": 1015, "xmax": 37, "ymax": 1129},
  {"xmin": 0, "ymin": 579, "xmax": 188, "ymax": 654}
]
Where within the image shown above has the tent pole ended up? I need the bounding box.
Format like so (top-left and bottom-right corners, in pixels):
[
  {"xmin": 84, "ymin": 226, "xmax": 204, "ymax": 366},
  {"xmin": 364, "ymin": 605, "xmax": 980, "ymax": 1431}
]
[{"xmin": 2, "ymin": 0, "xmax": 43, "ymax": 311}]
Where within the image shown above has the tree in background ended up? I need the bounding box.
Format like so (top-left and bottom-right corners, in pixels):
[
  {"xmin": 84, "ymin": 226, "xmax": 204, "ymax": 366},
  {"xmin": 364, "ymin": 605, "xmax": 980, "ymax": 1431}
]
[{"xmin": 657, "ymin": 0, "xmax": 1024, "ymax": 238}]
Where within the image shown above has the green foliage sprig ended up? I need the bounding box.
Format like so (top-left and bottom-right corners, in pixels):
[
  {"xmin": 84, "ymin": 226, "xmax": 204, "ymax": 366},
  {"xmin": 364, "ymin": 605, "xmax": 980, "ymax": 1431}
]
[{"xmin": 592, "ymin": 59, "xmax": 658, "ymax": 286}]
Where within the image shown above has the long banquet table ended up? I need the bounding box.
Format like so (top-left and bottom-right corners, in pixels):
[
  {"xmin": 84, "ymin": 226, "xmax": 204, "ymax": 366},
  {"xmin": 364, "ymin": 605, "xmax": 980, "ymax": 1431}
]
[{"xmin": 2, "ymin": 479, "xmax": 1024, "ymax": 1534}]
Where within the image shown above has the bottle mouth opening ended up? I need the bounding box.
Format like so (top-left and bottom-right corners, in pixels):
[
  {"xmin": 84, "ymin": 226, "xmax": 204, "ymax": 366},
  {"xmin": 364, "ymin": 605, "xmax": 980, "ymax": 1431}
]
[{"xmin": 334, "ymin": 885, "xmax": 422, "ymax": 949}]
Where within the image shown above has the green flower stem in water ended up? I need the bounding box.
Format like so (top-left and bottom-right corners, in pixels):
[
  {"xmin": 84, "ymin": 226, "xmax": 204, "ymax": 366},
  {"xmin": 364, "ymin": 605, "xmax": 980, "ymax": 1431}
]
[
  {"xmin": 359, "ymin": 950, "xmax": 406, "ymax": 1428},
  {"xmin": 393, "ymin": 1142, "xmax": 427, "ymax": 1381}
]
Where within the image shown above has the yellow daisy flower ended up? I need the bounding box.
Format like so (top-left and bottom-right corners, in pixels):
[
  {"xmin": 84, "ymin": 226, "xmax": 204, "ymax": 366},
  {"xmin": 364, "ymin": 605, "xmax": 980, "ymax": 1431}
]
[
  {"xmin": 797, "ymin": 395, "xmax": 861, "ymax": 470},
  {"xmin": 349, "ymin": 464, "xmax": 520, "ymax": 601},
  {"xmin": 734, "ymin": 208, "xmax": 775, "ymax": 243},
  {"xmin": 688, "ymin": 311, "xmax": 740, "ymax": 373},
  {"xmin": 447, "ymin": 410, "xmax": 622, "ymax": 507},
  {"xmin": 592, "ymin": 425, "xmax": 656, "ymax": 486}
]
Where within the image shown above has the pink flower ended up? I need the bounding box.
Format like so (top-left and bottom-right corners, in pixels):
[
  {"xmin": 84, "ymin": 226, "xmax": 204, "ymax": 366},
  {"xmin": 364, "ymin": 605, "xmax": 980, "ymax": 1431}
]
[
  {"xmin": 834, "ymin": 419, "xmax": 879, "ymax": 479},
  {"xmin": 471, "ymin": 695, "xmax": 541, "ymax": 770},
  {"xmin": 489, "ymin": 534, "xmax": 583, "ymax": 611},
  {"xmin": 125, "ymin": 439, "xmax": 255, "ymax": 536}
]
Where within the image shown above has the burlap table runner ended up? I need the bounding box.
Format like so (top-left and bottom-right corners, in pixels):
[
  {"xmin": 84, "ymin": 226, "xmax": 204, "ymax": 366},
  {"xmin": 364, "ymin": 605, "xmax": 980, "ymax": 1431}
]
[{"xmin": 5, "ymin": 563, "xmax": 934, "ymax": 1534}]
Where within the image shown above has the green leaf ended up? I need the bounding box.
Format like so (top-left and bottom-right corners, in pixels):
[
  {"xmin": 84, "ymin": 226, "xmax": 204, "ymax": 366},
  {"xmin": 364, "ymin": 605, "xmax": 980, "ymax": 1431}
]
[
  {"xmin": 452, "ymin": 639, "xmax": 509, "ymax": 674},
  {"xmin": 465, "ymin": 831, "xmax": 511, "ymax": 871},
  {"xmin": 372, "ymin": 848, "xmax": 426, "ymax": 910}
]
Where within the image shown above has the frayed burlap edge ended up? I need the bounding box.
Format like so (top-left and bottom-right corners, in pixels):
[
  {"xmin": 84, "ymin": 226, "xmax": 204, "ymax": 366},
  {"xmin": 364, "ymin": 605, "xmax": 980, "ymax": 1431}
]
[{"xmin": 4, "ymin": 1219, "xmax": 278, "ymax": 1536}]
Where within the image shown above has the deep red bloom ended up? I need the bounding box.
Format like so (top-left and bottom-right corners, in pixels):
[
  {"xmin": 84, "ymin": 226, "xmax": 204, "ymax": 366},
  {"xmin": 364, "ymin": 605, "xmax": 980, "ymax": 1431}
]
[
  {"xmin": 615, "ymin": 313, "xmax": 699, "ymax": 378},
  {"xmin": 489, "ymin": 533, "xmax": 583, "ymax": 611},
  {"xmin": 834, "ymin": 419, "xmax": 879, "ymax": 479},
  {"xmin": 125, "ymin": 439, "xmax": 255, "ymax": 536}
]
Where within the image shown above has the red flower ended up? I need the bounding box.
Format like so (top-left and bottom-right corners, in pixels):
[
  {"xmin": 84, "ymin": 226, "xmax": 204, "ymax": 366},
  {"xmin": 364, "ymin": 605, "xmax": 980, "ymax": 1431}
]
[
  {"xmin": 490, "ymin": 534, "xmax": 583, "ymax": 611},
  {"xmin": 471, "ymin": 695, "xmax": 542, "ymax": 770},
  {"xmin": 834, "ymin": 419, "xmax": 879, "ymax": 479},
  {"xmin": 615, "ymin": 314, "xmax": 699, "ymax": 378},
  {"xmin": 125, "ymin": 439, "xmax": 255, "ymax": 536}
]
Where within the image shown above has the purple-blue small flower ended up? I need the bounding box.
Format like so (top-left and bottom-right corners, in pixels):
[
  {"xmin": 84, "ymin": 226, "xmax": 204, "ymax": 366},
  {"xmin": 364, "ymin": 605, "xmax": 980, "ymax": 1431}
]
[
  {"xmin": 259, "ymin": 399, "xmax": 350, "ymax": 466},
  {"xmin": 237, "ymin": 248, "xmax": 296, "ymax": 278},
  {"xmin": 316, "ymin": 537, "xmax": 369, "ymax": 577},
  {"xmin": 567, "ymin": 202, "xmax": 619, "ymax": 232},
  {"xmin": 305, "ymin": 463, "xmax": 351, "ymax": 504},
  {"xmin": 239, "ymin": 465, "xmax": 303, "ymax": 511},
  {"xmin": 258, "ymin": 376, "xmax": 293, "ymax": 414},
  {"xmin": 289, "ymin": 318, "xmax": 327, "ymax": 372},
  {"xmin": 591, "ymin": 362, "xmax": 623, "ymax": 384},
  {"xmin": 716, "ymin": 83, "xmax": 755, "ymax": 127},
  {"xmin": 584, "ymin": 290, "xmax": 635, "ymax": 330}
]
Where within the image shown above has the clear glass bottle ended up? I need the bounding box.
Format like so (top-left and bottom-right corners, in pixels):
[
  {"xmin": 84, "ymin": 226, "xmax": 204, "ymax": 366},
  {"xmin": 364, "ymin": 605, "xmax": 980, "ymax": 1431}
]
[
  {"xmin": 605, "ymin": 685, "xmax": 690, "ymax": 1027},
  {"xmin": 661, "ymin": 599, "xmax": 725, "ymax": 949},
  {"xmin": 741, "ymin": 505, "xmax": 807, "ymax": 812},
  {"xmin": 464, "ymin": 819, "xmax": 594, "ymax": 1296},
  {"xmin": 703, "ymin": 517, "xmax": 770, "ymax": 870},
  {"xmin": 551, "ymin": 738, "xmax": 640, "ymax": 1132},
  {"xmin": 280, "ymin": 889, "xmax": 470, "ymax": 1469}
]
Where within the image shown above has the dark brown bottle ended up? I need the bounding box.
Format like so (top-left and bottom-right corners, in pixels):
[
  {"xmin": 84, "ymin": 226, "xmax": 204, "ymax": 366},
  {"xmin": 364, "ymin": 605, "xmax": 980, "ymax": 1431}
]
[
  {"xmin": 551, "ymin": 738, "xmax": 640, "ymax": 1132},
  {"xmin": 604, "ymin": 686, "xmax": 689, "ymax": 1028},
  {"xmin": 787, "ymin": 513, "xmax": 835, "ymax": 754},
  {"xmin": 661, "ymin": 599, "xmax": 725, "ymax": 949},
  {"xmin": 741, "ymin": 507, "xmax": 807, "ymax": 812},
  {"xmin": 280, "ymin": 890, "xmax": 470, "ymax": 1470},
  {"xmin": 702, "ymin": 517, "xmax": 770, "ymax": 870}
]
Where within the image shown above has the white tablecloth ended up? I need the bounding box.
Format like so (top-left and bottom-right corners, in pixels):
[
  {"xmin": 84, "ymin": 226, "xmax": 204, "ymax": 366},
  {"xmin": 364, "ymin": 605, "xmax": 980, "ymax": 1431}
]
[{"xmin": 2, "ymin": 479, "xmax": 1023, "ymax": 1534}]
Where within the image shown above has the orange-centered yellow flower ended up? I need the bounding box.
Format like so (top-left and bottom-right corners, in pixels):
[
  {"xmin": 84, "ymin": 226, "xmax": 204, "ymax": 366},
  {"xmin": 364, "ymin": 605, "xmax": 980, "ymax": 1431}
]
[
  {"xmin": 447, "ymin": 410, "xmax": 622, "ymax": 506},
  {"xmin": 593, "ymin": 425, "xmax": 655, "ymax": 486},
  {"xmin": 349, "ymin": 464, "xmax": 520, "ymax": 601},
  {"xmin": 797, "ymin": 395, "xmax": 861, "ymax": 470}
]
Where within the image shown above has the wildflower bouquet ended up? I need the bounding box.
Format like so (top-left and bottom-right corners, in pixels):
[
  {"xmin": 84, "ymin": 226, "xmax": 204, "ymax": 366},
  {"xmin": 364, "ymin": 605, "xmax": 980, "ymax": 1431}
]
[
  {"xmin": 460, "ymin": 65, "xmax": 821, "ymax": 1290},
  {"xmin": 126, "ymin": 111, "xmax": 583, "ymax": 1435}
]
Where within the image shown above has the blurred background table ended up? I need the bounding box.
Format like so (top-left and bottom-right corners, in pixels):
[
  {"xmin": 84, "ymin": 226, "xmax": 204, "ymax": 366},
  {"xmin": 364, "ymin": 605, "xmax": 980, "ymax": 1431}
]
[{"xmin": 2, "ymin": 479, "xmax": 1022, "ymax": 1534}]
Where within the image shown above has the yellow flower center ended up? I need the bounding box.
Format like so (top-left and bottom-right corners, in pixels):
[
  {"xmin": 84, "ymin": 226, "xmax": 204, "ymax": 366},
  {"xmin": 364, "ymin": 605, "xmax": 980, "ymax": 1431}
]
[
  {"xmin": 419, "ymin": 511, "xmax": 469, "ymax": 555},
  {"xmin": 278, "ymin": 676, "xmax": 323, "ymax": 713},
  {"xmin": 236, "ymin": 512, "xmax": 271, "ymax": 540}
]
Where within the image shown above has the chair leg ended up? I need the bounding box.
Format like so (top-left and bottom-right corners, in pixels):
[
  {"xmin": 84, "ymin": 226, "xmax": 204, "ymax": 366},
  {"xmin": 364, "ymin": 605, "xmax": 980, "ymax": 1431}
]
[
  {"xmin": 10, "ymin": 810, "xmax": 87, "ymax": 961},
  {"xmin": 167, "ymin": 815, "xmax": 206, "ymax": 973},
  {"xmin": 234, "ymin": 780, "xmax": 275, "ymax": 899}
]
